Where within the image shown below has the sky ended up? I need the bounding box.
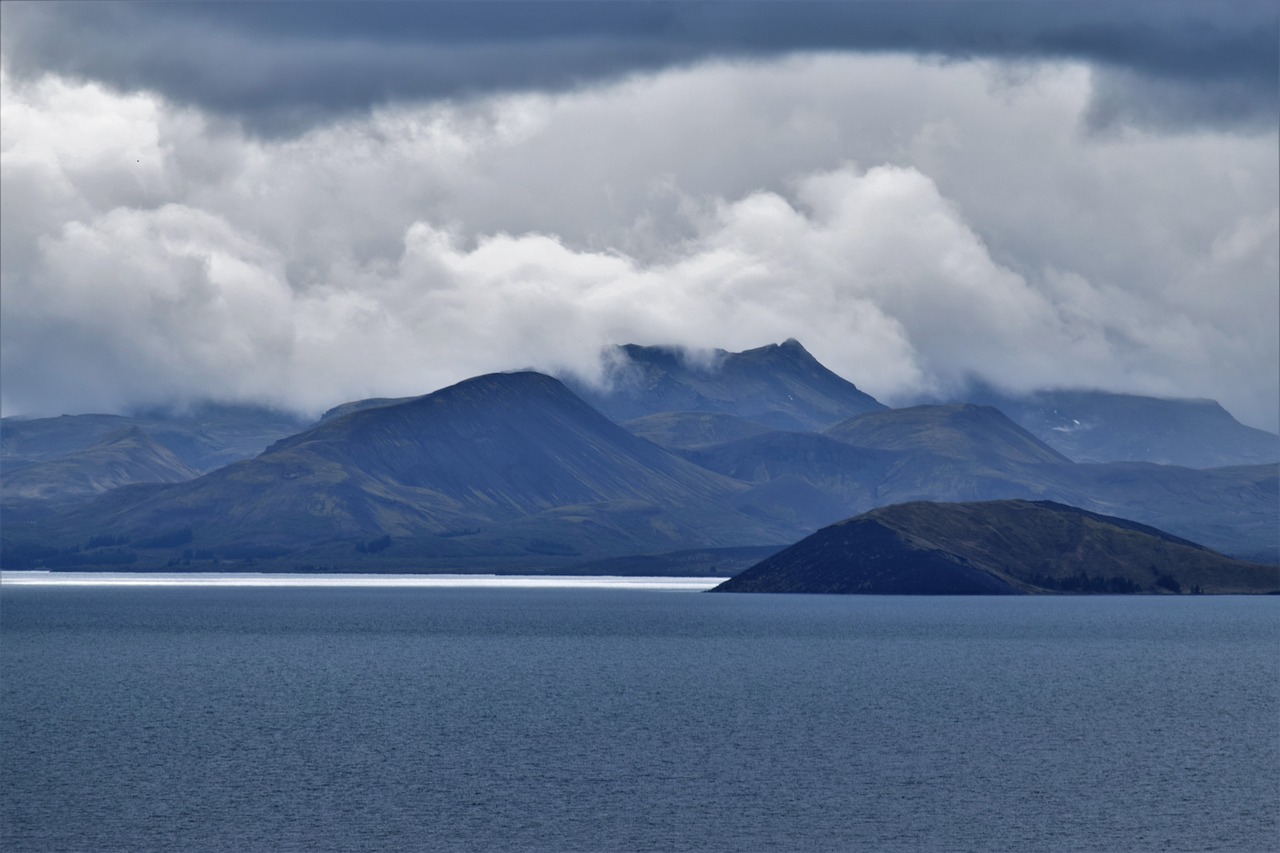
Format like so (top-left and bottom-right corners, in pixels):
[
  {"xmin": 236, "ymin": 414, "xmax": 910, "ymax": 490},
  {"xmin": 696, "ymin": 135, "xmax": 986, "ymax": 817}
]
[{"xmin": 1, "ymin": 1, "xmax": 1277, "ymax": 430}]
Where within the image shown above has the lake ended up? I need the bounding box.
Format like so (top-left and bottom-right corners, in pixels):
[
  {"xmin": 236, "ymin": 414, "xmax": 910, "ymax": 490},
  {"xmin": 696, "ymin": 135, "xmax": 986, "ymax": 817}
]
[{"xmin": 2, "ymin": 578, "xmax": 1276, "ymax": 852}]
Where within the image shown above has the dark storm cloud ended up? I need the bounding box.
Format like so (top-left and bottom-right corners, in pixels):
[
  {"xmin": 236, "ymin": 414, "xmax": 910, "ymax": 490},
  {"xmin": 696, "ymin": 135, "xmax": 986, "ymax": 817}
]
[{"xmin": 2, "ymin": 1, "xmax": 1276, "ymax": 134}]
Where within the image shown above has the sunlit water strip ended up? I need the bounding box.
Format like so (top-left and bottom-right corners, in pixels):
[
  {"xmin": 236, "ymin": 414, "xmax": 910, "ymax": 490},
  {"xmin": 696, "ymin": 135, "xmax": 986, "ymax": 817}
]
[{"xmin": 0, "ymin": 571, "xmax": 726, "ymax": 591}]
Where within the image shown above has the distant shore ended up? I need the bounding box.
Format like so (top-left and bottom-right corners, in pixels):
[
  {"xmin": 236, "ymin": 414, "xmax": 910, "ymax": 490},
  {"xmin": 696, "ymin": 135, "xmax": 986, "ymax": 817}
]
[{"xmin": 0, "ymin": 571, "xmax": 726, "ymax": 591}]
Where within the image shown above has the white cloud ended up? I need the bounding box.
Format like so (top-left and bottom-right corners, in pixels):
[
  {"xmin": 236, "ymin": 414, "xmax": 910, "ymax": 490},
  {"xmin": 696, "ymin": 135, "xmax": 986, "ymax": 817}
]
[{"xmin": 2, "ymin": 54, "xmax": 1276, "ymax": 429}]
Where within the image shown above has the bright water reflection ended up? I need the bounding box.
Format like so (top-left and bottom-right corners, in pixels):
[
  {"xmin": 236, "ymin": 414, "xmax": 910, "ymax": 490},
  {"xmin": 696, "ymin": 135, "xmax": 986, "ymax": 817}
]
[{"xmin": 0, "ymin": 571, "xmax": 725, "ymax": 590}]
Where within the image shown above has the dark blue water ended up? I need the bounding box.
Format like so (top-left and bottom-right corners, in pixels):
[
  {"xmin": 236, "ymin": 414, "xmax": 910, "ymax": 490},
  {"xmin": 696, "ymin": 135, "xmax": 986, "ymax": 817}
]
[{"xmin": 2, "ymin": 587, "xmax": 1277, "ymax": 852}]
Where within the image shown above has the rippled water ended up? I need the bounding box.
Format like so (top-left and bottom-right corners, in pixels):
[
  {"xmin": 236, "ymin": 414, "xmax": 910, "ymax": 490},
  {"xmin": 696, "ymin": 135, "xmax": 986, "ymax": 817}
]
[{"xmin": 2, "ymin": 585, "xmax": 1276, "ymax": 852}]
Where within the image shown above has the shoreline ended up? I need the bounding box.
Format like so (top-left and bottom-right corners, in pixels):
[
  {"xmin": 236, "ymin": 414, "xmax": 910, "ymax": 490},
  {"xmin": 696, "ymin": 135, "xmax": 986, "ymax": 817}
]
[{"xmin": 0, "ymin": 571, "xmax": 727, "ymax": 591}]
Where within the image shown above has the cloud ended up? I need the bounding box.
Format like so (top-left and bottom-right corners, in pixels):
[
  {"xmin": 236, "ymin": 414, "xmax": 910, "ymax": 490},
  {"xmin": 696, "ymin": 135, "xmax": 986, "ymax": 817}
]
[
  {"xmin": 1, "ymin": 54, "xmax": 1276, "ymax": 430},
  {"xmin": 2, "ymin": 1, "xmax": 1275, "ymax": 135}
]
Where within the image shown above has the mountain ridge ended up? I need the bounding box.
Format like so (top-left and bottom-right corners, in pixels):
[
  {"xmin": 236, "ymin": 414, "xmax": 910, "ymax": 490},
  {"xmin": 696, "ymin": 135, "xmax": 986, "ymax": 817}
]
[{"xmin": 3, "ymin": 341, "xmax": 1276, "ymax": 571}]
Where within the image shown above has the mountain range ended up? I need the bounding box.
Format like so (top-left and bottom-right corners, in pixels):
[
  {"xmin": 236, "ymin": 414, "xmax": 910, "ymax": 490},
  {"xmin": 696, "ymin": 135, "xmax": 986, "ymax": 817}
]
[
  {"xmin": 2, "ymin": 340, "xmax": 1276, "ymax": 573},
  {"xmin": 2, "ymin": 372, "xmax": 794, "ymax": 571}
]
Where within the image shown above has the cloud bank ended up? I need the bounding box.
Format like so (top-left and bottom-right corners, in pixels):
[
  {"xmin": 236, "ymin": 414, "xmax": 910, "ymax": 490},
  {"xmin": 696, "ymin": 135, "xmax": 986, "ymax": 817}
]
[{"xmin": 1, "ymin": 52, "xmax": 1277, "ymax": 429}]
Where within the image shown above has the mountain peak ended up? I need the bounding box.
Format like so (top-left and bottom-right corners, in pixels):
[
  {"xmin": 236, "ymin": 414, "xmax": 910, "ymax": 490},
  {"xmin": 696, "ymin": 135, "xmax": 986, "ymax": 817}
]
[
  {"xmin": 736, "ymin": 337, "xmax": 815, "ymax": 362},
  {"xmin": 564, "ymin": 340, "xmax": 884, "ymax": 430}
]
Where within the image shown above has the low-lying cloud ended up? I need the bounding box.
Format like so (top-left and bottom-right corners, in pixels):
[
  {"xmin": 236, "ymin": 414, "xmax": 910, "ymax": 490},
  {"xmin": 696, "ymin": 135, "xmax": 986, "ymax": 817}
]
[{"xmin": 2, "ymin": 54, "xmax": 1276, "ymax": 429}]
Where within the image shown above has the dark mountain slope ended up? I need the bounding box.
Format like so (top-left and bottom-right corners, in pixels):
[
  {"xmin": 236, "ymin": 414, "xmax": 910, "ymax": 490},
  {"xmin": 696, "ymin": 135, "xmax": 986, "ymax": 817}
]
[
  {"xmin": 714, "ymin": 500, "xmax": 1280, "ymax": 595},
  {"xmin": 565, "ymin": 339, "xmax": 885, "ymax": 430},
  {"xmin": 265, "ymin": 372, "xmax": 740, "ymax": 518},
  {"xmin": 7, "ymin": 373, "xmax": 796, "ymax": 568},
  {"xmin": 961, "ymin": 386, "xmax": 1280, "ymax": 468}
]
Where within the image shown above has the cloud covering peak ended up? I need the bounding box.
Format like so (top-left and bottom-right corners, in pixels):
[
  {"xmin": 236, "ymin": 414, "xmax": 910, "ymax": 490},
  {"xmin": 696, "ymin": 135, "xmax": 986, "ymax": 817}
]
[{"xmin": 1, "ymin": 19, "xmax": 1276, "ymax": 430}]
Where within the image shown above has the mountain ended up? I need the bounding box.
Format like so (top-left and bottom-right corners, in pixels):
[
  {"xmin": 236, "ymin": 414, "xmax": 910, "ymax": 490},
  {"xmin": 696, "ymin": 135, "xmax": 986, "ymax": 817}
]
[
  {"xmin": 1, "ymin": 427, "xmax": 201, "ymax": 506},
  {"xmin": 260, "ymin": 372, "xmax": 744, "ymax": 521},
  {"xmin": 713, "ymin": 500, "xmax": 1280, "ymax": 595},
  {"xmin": 317, "ymin": 396, "xmax": 414, "ymax": 423},
  {"xmin": 816, "ymin": 403, "xmax": 1078, "ymax": 509},
  {"xmin": 563, "ymin": 339, "xmax": 886, "ymax": 431},
  {"xmin": 681, "ymin": 403, "xmax": 1279, "ymax": 561},
  {"xmin": 2, "ymin": 372, "xmax": 799, "ymax": 570},
  {"xmin": 682, "ymin": 431, "xmax": 898, "ymax": 519},
  {"xmin": 958, "ymin": 386, "xmax": 1280, "ymax": 468},
  {"xmin": 622, "ymin": 411, "xmax": 773, "ymax": 449},
  {"xmin": 5, "ymin": 345, "xmax": 1276, "ymax": 573},
  {"xmin": 816, "ymin": 404, "xmax": 1074, "ymax": 509},
  {"xmin": 1, "ymin": 403, "xmax": 312, "ymax": 474},
  {"xmin": 1051, "ymin": 461, "xmax": 1280, "ymax": 564},
  {"xmin": 824, "ymin": 404, "xmax": 1071, "ymax": 466}
]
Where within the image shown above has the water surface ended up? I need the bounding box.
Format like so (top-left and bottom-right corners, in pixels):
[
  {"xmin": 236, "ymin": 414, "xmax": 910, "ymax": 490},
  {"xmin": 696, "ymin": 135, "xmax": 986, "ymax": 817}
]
[{"xmin": 2, "ymin": 586, "xmax": 1275, "ymax": 852}]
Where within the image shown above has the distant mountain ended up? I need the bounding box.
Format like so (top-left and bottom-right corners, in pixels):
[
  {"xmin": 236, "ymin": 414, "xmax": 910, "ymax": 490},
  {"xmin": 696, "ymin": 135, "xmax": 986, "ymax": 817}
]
[
  {"xmin": 1052, "ymin": 461, "xmax": 1279, "ymax": 565},
  {"xmin": 816, "ymin": 403, "xmax": 1079, "ymax": 513},
  {"xmin": 1, "ymin": 404, "xmax": 311, "ymax": 474},
  {"xmin": 683, "ymin": 404, "xmax": 1279, "ymax": 561},
  {"xmin": 6, "ymin": 349, "xmax": 1277, "ymax": 574},
  {"xmin": 825, "ymin": 404, "xmax": 1071, "ymax": 466},
  {"xmin": 714, "ymin": 500, "xmax": 1280, "ymax": 595},
  {"xmin": 958, "ymin": 387, "xmax": 1280, "ymax": 468},
  {"xmin": 622, "ymin": 412, "xmax": 773, "ymax": 449},
  {"xmin": 1, "ymin": 427, "xmax": 201, "ymax": 505},
  {"xmin": 683, "ymin": 431, "xmax": 897, "ymax": 518},
  {"xmin": 259, "ymin": 372, "xmax": 742, "ymax": 523},
  {"xmin": 3, "ymin": 373, "xmax": 799, "ymax": 570},
  {"xmin": 564, "ymin": 339, "xmax": 886, "ymax": 431}
]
